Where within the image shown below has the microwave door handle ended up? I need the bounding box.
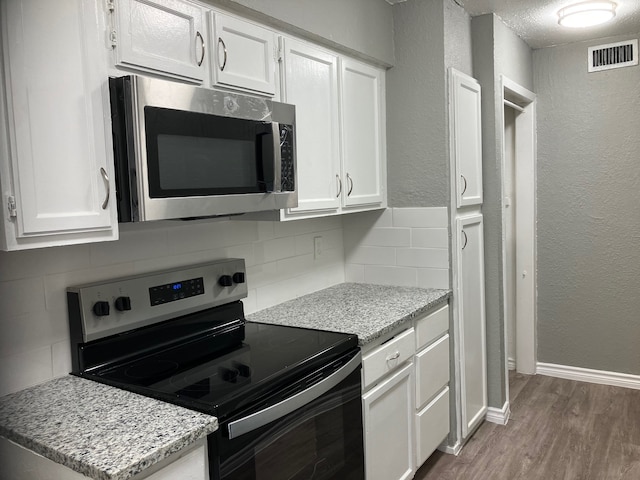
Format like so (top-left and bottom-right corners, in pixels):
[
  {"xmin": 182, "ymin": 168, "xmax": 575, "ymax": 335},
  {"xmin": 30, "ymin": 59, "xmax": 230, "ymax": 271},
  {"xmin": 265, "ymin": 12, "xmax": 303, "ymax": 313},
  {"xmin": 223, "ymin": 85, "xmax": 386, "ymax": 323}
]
[
  {"xmin": 271, "ymin": 122, "xmax": 282, "ymax": 193},
  {"xmin": 226, "ymin": 351, "xmax": 361, "ymax": 439}
]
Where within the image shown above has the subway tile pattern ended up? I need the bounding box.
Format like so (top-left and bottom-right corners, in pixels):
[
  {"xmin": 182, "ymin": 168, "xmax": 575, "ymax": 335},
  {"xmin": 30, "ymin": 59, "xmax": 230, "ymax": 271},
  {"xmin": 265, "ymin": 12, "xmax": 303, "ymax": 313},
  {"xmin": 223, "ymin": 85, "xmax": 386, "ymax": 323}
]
[
  {"xmin": 0, "ymin": 217, "xmax": 345, "ymax": 396},
  {"xmin": 344, "ymin": 207, "xmax": 450, "ymax": 290}
]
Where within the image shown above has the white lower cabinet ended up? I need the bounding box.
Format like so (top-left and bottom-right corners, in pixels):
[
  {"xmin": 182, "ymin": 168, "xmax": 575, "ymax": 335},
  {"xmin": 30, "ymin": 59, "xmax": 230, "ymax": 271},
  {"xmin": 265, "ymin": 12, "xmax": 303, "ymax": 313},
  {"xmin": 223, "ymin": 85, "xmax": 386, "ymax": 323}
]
[
  {"xmin": 414, "ymin": 304, "xmax": 451, "ymax": 468},
  {"xmin": 361, "ymin": 303, "xmax": 451, "ymax": 479},
  {"xmin": 362, "ymin": 361, "xmax": 415, "ymax": 480},
  {"xmin": 416, "ymin": 386, "xmax": 450, "ymax": 467}
]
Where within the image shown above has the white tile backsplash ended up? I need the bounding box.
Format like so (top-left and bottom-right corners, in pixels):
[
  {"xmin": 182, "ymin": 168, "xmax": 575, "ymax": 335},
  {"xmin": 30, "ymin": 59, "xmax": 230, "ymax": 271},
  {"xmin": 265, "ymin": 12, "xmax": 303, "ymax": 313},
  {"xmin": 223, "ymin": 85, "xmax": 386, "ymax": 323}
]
[
  {"xmin": 0, "ymin": 208, "xmax": 449, "ymax": 397},
  {"xmin": 417, "ymin": 268, "xmax": 450, "ymax": 290},
  {"xmin": 0, "ymin": 216, "xmax": 346, "ymax": 396},
  {"xmin": 392, "ymin": 207, "xmax": 448, "ymax": 228},
  {"xmin": 344, "ymin": 207, "xmax": 450, "ymax": 290},
  {"xmin": 363, "ymin": 265, "xmax": 418, "ymax": 287},
  {"xmin": 411, "ymin": 228, "xmax": 449, "ymax": 248},
  {"xmin": 0, "ymin": 346, "xmax": 53, "ymax": 397},
  {"xmin": 396, "ymin": 247, "xmax": 449, "ymax": 269},
  {"xmin": 346, "ymin": 245, "xmax": 397, "ymax": 266}
]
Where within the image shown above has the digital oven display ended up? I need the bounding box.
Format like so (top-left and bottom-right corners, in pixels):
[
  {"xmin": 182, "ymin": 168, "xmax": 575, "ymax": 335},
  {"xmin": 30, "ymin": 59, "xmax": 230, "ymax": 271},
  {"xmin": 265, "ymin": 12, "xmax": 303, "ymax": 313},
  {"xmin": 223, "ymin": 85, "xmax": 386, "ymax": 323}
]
[{"xmin": 149, "ymin": 277, "xmax": 205, "ymax": 306}]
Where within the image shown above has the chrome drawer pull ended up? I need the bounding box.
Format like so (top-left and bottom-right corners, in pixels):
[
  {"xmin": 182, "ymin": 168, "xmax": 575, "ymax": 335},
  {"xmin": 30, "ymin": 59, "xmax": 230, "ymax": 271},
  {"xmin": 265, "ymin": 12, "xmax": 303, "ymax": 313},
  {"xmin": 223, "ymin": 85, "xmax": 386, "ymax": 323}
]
[{"xmin": 386, "ymin": 351, "xmax": 400, "ymax": 361}]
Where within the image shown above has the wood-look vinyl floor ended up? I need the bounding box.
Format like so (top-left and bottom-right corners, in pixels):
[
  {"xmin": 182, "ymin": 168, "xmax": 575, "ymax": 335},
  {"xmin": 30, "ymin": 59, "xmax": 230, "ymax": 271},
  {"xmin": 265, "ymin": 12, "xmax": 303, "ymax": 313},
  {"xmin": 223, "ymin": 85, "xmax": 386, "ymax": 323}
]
[{"xmin": 415, "ymin": 372, "xmax": 640, "ymax": 480}]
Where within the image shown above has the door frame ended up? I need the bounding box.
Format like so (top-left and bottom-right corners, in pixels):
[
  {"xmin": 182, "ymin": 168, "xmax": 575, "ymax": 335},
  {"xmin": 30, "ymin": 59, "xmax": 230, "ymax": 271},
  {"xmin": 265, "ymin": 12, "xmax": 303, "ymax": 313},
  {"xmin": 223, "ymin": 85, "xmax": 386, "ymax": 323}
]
[{"xmin": 500, "ymin": 76, "xmax": 537, "ymax": 378}]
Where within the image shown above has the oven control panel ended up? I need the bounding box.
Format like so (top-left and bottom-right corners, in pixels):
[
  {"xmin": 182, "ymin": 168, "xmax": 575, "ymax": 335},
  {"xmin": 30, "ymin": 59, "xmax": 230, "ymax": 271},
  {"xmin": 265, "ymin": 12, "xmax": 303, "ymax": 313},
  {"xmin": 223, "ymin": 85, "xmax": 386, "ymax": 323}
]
[
  {"xmin": 67, "ymin": 258, "xmax": 247, "ymax": 343},
  {"xmin": 149, "ymin": 277, "xmax": 205, "ymax": 306}
]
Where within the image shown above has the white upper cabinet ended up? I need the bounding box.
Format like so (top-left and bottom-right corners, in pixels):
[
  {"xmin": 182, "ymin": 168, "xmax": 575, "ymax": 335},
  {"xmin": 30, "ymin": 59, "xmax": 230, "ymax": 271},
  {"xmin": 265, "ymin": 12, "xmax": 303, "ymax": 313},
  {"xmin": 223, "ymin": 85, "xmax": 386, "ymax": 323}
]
[
  {"xmin": 281, "ymin": 38, "xmax": 341, "ymax": 216},
  {"xmin": 0, "ymin": 0, "xmax": 118, "ymax": 250},
  {"xmin": 113, "ymin": 0, "xmax": 207, "ymax": 83},
  {"xmin": 450, "ymin": 68, "xmax": 483, "ymax": 208},
  {"xmin": 340, "ymin": 58, "xmax": 385, "ymax": 209},
  {"xmin": 211, "ymin": 12, "xmax": 276, "ymax": 95}
]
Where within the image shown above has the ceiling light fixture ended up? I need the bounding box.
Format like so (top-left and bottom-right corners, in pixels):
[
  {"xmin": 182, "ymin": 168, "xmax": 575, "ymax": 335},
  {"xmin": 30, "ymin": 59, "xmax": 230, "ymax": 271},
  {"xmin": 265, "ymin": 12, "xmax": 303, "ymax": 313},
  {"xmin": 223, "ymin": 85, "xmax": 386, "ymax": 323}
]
[{"xmin": 558, "ymin": 1, "xmax": 617, "ymax": 28}]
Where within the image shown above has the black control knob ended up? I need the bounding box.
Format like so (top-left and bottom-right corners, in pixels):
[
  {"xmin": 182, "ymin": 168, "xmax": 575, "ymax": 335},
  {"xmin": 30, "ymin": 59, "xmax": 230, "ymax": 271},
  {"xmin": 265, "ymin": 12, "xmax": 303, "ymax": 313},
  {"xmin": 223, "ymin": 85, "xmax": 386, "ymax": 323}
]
[
  {"xmin": 92, "ymin": 301, "xmax": 110, "ymax": 317},
  {"xmin": 115, "ymin": 296, "xmax": 132, "ymax": 312},
  {"xmin": 218, "ymin": 275, "xmax": 233, "ymax": 287},
  {"xmin": 232, "ymin": 272, "xmax": 245, "ymax": 284}
]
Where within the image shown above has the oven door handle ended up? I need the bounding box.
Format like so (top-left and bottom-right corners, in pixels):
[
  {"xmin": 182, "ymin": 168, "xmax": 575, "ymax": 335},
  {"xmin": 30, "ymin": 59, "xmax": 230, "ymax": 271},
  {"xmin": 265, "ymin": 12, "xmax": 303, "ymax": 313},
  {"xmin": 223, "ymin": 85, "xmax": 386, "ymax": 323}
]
[{"xmin": 227, "ymin": 350, "xmax": 361, "ymax": 439}]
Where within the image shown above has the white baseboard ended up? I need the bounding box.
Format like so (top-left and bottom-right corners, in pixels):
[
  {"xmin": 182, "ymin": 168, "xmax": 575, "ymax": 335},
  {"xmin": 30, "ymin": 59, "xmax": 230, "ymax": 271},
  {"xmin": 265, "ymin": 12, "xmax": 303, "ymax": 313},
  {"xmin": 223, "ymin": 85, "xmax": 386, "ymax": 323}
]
[
  {"xmin": 439, "ymin": 441, "xmax": 462, "ymax": 456},
  {"xmin": 508, "ymin": 358, "xmax": 516, "ymax": 370},
  {"xmin": 537, "ymin": 362, "xmax": 640, "ymax": 390},
  {"xmin": 485, "ymin": 401, "xmax": 511, "ymax": 425}
]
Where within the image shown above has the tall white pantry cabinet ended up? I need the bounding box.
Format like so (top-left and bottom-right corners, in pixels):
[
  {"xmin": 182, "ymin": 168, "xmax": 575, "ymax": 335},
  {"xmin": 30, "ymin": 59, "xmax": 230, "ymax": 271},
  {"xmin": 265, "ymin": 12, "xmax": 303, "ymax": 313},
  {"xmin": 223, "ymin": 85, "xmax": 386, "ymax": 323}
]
[{"xmin": 449, "ymin": 68, "xmax": 488, "ymax": 442}]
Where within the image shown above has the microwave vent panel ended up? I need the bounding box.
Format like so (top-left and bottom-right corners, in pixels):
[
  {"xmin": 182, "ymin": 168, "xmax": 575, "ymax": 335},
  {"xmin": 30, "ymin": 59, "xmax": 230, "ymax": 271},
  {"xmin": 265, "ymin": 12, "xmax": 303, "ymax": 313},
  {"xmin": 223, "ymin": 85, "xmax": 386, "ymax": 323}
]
[{"xmin": 588, "ymin": 39, "xmax": 638, "ymax": 72}]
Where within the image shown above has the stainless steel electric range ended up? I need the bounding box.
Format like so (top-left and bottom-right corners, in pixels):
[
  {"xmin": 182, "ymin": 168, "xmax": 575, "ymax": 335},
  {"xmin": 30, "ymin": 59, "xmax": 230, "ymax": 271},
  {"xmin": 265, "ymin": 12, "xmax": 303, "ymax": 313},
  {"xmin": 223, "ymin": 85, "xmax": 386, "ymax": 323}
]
[{"xmin": 67, "ymin": 259, "xmax": 364, "ymax": 480}]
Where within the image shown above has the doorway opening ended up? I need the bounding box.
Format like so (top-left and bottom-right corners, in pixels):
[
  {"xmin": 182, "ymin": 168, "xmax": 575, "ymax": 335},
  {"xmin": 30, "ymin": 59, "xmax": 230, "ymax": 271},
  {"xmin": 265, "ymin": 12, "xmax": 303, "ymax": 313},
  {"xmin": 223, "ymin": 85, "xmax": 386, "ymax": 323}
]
[{"xmin": 500, "ymin": 77, "xmax": 536, "ymax": 386}]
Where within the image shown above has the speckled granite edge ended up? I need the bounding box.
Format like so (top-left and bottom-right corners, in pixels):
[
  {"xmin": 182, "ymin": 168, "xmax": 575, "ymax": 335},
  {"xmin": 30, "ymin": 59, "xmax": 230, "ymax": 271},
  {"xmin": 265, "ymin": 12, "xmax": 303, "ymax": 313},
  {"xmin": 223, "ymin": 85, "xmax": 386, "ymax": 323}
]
[
  {"xmin": 247, "ymin": 283, "xmax": 451, "ymax": 346},
  {"xmin": 0, "ymin": 376, "xmax": 218, "ymax": 480},
  {"xmin": 356, "ymin": 290, "xmax": 451, "ymax": 345}
]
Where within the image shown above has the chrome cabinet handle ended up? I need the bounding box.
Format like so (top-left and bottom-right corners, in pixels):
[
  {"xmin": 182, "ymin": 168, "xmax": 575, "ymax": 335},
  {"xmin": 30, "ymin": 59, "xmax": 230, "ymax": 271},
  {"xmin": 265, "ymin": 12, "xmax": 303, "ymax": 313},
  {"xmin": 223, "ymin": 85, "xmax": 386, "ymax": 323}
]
[
  {"xmin": 461, "ymin": 174, "xmax": 468, "ymax": 195},
  {"xmin": 218, "ymin": 37, "xmax": 227, "ymax": 71},
  {"xmin": 100, "ymin": 167, "xmax": 110, "ymax": 210},
  {"xmin": 195, "ymin": 31, "xmax": 205, "ymax": 66},
  {"xmin": 347, "ymin": 173, "xmax": 354, "ymax": 196},
  {"xmin": 386, "ymin": 351, "xmax": 400, "ymax": 361},
  {"xmin": 461, "ymin": 230, "xmax": 468, "ymax": 250},
  {"xmin": 336, "ymin": 174, "xmax": 343, "ymax": 198}
]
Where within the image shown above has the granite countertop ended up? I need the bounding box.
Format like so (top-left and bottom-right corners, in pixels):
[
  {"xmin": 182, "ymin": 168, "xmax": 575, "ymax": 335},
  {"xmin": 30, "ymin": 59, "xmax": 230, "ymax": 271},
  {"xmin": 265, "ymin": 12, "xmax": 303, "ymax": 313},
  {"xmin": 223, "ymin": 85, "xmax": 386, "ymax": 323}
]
[
  {"xmin": 247, "ymin": 283, "xmax": 450, "ymax": 345},
  {"xmin": 0, "ymin": 375, "xmax": 218, "ymax": 480}
]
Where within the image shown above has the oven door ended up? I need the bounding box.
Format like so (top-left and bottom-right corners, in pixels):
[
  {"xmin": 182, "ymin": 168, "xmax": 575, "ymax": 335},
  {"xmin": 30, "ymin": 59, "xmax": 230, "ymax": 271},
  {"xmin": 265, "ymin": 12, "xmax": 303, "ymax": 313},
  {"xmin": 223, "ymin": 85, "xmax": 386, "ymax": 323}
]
[{"xmin": 210, "ymin": 349, "xmax": 364, "ymax": 480}]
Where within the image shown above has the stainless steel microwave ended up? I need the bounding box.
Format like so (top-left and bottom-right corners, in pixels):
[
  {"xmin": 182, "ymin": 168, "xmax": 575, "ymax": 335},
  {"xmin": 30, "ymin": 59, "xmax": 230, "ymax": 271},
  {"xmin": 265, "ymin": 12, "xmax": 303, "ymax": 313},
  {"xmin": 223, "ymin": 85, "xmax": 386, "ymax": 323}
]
[{"xmin": 109, "ymin": 75, "xmax": 296, "ymax": 222}]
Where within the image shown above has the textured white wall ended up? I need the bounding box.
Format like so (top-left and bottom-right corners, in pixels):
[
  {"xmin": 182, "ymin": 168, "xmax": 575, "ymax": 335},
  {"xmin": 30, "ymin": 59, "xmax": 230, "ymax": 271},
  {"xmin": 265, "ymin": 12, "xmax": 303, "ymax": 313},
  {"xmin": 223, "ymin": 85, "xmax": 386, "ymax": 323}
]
[
  {"xmin": 386, "ymin": 0, "xmax": 472, "ymax": 208},
  {"xmin": 0, "ymin": 217, "xmax": 345, "ymax": 396},
  {"xmin": 534, "ymin": 33, "xmax": 640, "ymax": 374}
]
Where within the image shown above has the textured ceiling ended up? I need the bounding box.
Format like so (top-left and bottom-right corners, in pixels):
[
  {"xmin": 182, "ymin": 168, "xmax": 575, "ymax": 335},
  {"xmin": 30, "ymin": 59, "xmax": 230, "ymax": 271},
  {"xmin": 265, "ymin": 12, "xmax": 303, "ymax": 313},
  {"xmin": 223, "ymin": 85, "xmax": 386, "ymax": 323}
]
[{"xmin": 457, "ymin": 0, "xmax": 640, "ymax": 49}]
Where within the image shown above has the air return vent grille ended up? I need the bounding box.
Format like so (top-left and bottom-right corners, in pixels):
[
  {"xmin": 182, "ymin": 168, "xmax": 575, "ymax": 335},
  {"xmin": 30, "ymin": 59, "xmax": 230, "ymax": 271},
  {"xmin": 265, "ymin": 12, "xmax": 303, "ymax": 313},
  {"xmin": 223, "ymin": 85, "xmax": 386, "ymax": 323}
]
[{"xmin": 588, "ymin": 39, "xmax": 638, "ymax": 72}]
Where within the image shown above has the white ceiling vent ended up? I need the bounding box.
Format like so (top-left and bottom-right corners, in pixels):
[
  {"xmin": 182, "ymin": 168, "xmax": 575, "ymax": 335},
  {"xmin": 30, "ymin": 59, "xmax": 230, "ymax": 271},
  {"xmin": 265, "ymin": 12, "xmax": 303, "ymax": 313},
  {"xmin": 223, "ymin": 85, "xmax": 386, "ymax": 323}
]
[{"xmin": 588, "ymin": 39, "xmax": 638, "ymax": 72}]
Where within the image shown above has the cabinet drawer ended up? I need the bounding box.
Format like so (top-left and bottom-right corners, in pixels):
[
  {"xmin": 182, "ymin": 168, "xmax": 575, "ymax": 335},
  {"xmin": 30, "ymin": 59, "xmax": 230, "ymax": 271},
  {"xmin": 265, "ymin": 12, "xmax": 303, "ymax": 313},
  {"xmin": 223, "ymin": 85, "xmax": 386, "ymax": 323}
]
[
  {"xmin": 416, "ymin": 386, "xmax": 449, "ymax": 468},
  {"xmin": 363, "ymin": 328, "xmax": 415, "ymax": 390},
  {"xmin": 415, "ymin": 304, "xmax": 449, "ymax": 351},
  {"xmin": 415, "ymin": 334, "xmax": 449, "ymax": 408}
]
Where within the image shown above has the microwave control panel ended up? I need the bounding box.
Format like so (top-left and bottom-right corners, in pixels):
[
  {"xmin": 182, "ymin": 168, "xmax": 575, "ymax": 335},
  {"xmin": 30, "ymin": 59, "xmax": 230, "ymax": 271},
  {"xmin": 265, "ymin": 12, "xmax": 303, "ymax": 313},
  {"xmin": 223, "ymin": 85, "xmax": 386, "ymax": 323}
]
[{"xmin": 280, "ymin": 123, "xmax": 295, "ymax": 192}]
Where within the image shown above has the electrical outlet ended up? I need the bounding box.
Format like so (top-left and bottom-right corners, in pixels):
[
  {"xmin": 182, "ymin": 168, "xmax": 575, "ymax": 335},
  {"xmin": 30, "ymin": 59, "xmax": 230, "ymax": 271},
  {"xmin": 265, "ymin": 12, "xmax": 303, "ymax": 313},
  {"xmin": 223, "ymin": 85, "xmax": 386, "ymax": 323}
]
[{"xmin": 314, "ymin": 236, "xmax": 323, "ymax": 260}]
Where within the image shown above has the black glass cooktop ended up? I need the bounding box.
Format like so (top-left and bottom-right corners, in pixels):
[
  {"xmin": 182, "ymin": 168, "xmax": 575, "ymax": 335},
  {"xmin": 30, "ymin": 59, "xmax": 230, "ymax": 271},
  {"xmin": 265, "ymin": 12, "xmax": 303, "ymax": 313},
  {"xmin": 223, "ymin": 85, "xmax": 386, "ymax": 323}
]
[{"xmin": 83, "ymin": 315, "xmax": 357, "ymax": 419}]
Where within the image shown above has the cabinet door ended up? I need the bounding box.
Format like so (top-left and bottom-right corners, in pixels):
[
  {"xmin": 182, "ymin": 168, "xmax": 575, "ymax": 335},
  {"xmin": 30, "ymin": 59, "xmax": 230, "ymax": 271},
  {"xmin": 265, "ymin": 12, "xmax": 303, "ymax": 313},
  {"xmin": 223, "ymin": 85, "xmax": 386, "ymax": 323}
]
[
  {"xmin": 1, "ymin": 0, "xmax": 117, "ymax": 249},
  {"xmin": 281, "ymin": 38, "xmax": 341, "ymax": 215},
  {"xmin": 456, "ymin": 214, "xmax": 487, "ymax": 437},
  {"xmin": 114, "ymin": 0, "xmax": 206, "ymax": 82},
  {"xmin": 450, "ymin": 69, "xmax": 483, "ymax": 207},
  {"xmin": 340, "ymin": 58, "xmax": 385, "ymax": 208},
  {"xmin": 212, "ymin": 13, "xmax": 276, "ymax": 95},
  {"xmin": 362, "ymin": 362, "xmax": 415, "ymax": 480}
]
